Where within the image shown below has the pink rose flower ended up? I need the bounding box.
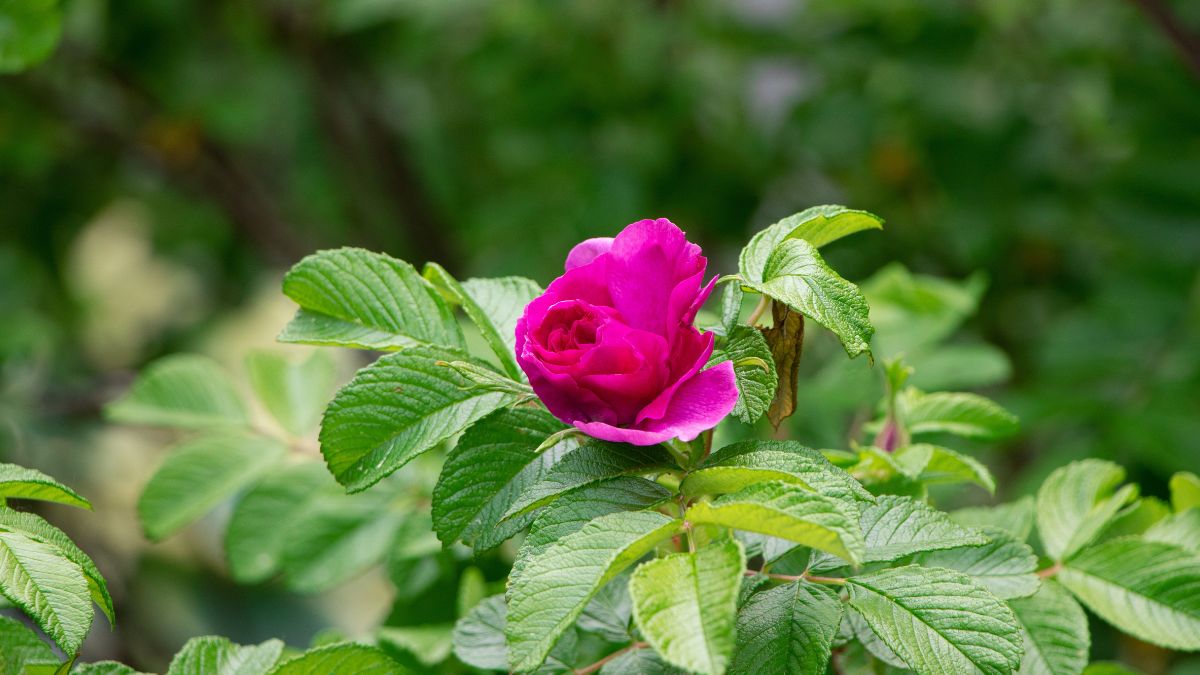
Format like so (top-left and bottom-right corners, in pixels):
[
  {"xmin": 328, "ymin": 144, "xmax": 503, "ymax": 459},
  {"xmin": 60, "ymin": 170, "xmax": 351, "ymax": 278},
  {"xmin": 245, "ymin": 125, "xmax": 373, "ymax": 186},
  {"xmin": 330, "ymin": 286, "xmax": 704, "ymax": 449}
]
[{"xmin": 515, "ymin": 218, "xmax": 739, "ymax": 445}]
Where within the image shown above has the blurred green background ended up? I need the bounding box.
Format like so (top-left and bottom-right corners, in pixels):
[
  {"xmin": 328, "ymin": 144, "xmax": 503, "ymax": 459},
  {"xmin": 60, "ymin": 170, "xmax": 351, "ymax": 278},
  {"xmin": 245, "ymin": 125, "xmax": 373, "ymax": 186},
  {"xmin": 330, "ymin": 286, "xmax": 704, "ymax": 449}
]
[{"xmin": 2, "ymin": 0, "xmax": 1198, "ymax": 670}]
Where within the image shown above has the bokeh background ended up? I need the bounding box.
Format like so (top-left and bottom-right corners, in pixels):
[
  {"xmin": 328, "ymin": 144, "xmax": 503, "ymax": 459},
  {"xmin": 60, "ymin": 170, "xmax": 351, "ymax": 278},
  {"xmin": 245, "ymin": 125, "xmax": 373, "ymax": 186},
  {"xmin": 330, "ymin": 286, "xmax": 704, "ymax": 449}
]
[{"xmin": 2, "ymin": 0, "xmax": 1199, "ymax": 671}]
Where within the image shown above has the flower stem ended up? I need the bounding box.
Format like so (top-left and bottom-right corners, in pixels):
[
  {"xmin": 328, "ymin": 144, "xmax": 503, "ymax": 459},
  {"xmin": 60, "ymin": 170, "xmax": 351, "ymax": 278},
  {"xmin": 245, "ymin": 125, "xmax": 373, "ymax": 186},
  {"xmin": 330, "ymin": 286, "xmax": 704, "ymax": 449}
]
[{"xmin": 746, "ymin": 295, "xmax": 771, "ymax": 326}]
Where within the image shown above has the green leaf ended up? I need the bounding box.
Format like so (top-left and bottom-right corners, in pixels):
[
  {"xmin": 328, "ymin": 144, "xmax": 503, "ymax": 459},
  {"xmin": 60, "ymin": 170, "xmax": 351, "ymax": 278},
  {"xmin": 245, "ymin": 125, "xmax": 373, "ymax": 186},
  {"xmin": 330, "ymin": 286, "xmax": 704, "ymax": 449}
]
[
  {"xmin": 862, "ymin": 263, "xmax": 985, "ymax": 355},
  {"xmin": 0, "ymin": 615, "xmax": 57, "ymax": 674},
  {"xmin": 0, "ymin": 0, "xmax": 61, "ymax": 73},
  {"xmin": 165, "ymin": 636, "xmax": 285, "ymax": 675},
  {"xmin": 453, "ymin": 594, "xmax": 507, "ymax": 671},
  {"xmin": 0, "ymin": 508, "xmax": 114, "ymax": 626},
  {"xmin": 267, "ymin": 643, "xmax": 404, "ymax": 674},
  {"xmin": 893, "ymin": 444, "xmax": 996, "ymax": 494},
  {"xmin": 225, "ymin": 462, "xmax": 334, "ymax": 584},
  {"xmin": 707, "ymin": 325, "xmax": 778, "ymax": 425},
  {"xmin": 843, "ymin": 604, "xmax": 909, "ymax": 668},
  {"xmin": 377, "ymin": 625, "xmax": 453, "ymax": 666},
  {"xmin": 105, "ymin": 354, "xmax": 248, "ymax": 429},
  {"xmin": 730, "ymin": 580, "xmax": 843, "ymax": 675},
  {"xmin": 71, "ymin": 663, "xmax": 144, "ymax": 675},
  {"xmin": 720, "ymin": 282, "xmax": 744, "ymax": 334},
  {"xmin": 138, "ymin": 433, "xmax": 286, "ymax": 541},
  {"xmin": 951, "ymin": 497, "xmax": 1036, "ymax": 543},
  {"xmin": 245, "ymin": 350, "xmax": 337, "ymax": 437},
  {"xmin": 1057, "ymin": 537, "xmax": 1200, "ymax": 650},
  {"xmin": 739, "ymin": 206, "xmax": 884, "ymax": 284},
  {"xmin": 599, "ymin": 649, "xmax": 682, "ymax": 674},
  {"xmin": 1036, "ymin": 460, "xmax": 1137, "ymax": 561},
  {"xmin": 1008, "ymin": 580, "xmax": 1089, "ymax": 675},
  {"xmin": 280, "ymin": 493, "xmax": 405, "ymax": 593},
  {"xmin": 505, "ymin": 511, "xmax": 682, "ymax": 671},
  {"xmin": 0, "ymin": 530, "xmax": 92, "ymax": 655},
  {"xmin": 0, "ymin": 464, "xmax": 91, "ymax": 509},
  {"xmin": 1171, "ymin": 472, "xmax": 1200, "ymax": 512},
  {"xmin": 630, "ymin": 538, "xmax": 744, "ymax": 675},
  {"xmin": 860, "ymin": 495, "xmax": 986, "ymax": 563},
  {"xmin": 279, "ymin": 248, "xmax": 462, "ymax": 351},
  {"xmin": 432, "ymin": 408, "xmax": 575, "ymax": 550},
  {"xmin": 913, "ymin": 529, "xmax": 1039, "ymax": 600},
  {"xmin": 319, "ymin": 347, "xmax": 518, "ymax": 491},
  {"xmin": 846, "ymin": 565, "xmax": 1023, "ymax": 675},
  {"xmin": 424, "ymin": 264, "xmax": 540, "ymax": 380},
  {"xmin": 743, "ymin": 238, "xmax": 873, "ymax": 359},
  {"xmin": 514, "ymin": 477, "xmax": 672, "ymax": 585},
  {"xmin": 682, "ymin": 440, "xmax": 873, "ymax": 507},
  {"xmin": 1143, "ymin": 508, "xmax": 1200, "ymax": 552},
  {"xmin": 579, "ymin": 572, "xmax": 633, "ymax": 642},
  {"xmin": 686, "ymin": 481, "xmax": 865, "ymax": 564},
  {"xmin": 1081, "ymin": 664, "xmax": 1141, "ymax": 675},
  {"xmin": 502, "ymin": 441, "xmax": 674, "ymax": 520},
  {"xmin": 899, "ymin": 389, "xmax": 1019, "ymax": 441}
]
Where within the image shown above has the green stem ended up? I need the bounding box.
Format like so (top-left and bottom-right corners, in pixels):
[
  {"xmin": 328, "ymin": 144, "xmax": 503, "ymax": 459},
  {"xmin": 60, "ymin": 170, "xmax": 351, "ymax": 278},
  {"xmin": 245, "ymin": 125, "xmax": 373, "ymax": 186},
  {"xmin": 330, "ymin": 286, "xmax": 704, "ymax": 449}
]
[
  {"xmin": 746, "ymin": 295, "xmax": 771, "ymax": 326},
  {"xmin": 744, "ymin": 570, "xmax": 847, "ymax": 585}
]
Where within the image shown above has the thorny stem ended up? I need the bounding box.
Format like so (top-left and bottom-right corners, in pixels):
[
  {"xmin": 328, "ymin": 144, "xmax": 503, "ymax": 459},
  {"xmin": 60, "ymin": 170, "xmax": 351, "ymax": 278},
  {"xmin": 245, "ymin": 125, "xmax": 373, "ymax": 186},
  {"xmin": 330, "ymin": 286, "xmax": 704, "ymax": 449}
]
[
  {"xmin": 746, "ymin": 295, "xmax": 771, "ymax": 327},
  {"xmin": 744, "ymin": 570, "xmax": 847, "ymax": 585},
  {"xmin": 574, "ymin": 642, "xmax": 649, "ymax": 675}
]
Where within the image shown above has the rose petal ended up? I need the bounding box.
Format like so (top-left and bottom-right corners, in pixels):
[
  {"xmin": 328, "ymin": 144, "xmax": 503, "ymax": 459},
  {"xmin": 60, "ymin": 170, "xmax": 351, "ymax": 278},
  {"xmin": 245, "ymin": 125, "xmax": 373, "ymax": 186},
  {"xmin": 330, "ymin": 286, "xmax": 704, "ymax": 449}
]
[
  {"xmin": 573, "ymin": 361, "xmax": 739, "ymax": 445},
  {"xmin": 565, "ymin": 237, "xmax": 615, "ymax": 271},
  {"xmin": 607, "ymin": 218, "xmax": 705, "ymax": 336}
]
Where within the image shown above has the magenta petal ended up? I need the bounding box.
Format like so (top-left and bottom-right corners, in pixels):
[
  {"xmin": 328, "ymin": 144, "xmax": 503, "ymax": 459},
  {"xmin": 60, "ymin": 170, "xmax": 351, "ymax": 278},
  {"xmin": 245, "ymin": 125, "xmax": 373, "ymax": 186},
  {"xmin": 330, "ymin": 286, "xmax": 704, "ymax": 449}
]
[
  {"xmin": 565, "ymin": 237, "xmax": 615, "ymax": 271},
  {"xmin": 573, "ymin": 361, "xmax": 739, "ymax": 446}
]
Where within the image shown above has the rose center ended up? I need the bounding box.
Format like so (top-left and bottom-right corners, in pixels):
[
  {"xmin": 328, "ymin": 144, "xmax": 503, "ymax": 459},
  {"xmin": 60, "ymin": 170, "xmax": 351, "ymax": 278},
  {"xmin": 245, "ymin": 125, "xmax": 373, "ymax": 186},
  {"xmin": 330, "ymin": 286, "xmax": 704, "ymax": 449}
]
[{"xmin": 536, "ymin": 301, "xmax": 613, "ymax": 353}]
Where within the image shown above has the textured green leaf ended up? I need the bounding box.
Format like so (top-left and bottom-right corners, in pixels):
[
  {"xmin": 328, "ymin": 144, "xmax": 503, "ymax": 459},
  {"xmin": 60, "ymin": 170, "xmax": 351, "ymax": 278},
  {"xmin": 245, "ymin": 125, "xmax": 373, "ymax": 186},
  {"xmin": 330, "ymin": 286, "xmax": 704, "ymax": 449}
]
[
  {"xmin": 913, "ymin": 529, "xmax": 1039, "ymax": 600},
  {"xmin": 1009, "ymin": 580, "xmax": 1089, "ymax": 675},
  {"xmin": 377, "ymin": 625, "xmax": 453, "ymax": 666},
  {"xmin": 579, "ymin": 572, "xmax": 633, "ymax": 642},
  {"xmin": 686, "ymin": 481, "xmax": 865, "ymax": 564},
  {"xmin": 0, "ymin": 615, "xmax": 57, "ymax": 674},
  {"xmin": 0, "ymin": 0, "xmax": 61, "ymax": 73},
  {"xmin": 432, "ymin": 408, "xmax": 574, "ymax": 550},
  {"xmin": 71, "ymin": 663, "xmax": 144, "ymax": 675},
  {"xmin": 730, "ymin": 580, "xmax": 842, "ymax": 675},
  {"xmin": 899, "ymin": 389, "xmax": 1018, "ymax": 440},
  {"xmin": 453, "ymin": 594, "xmax": 507, "ymax": 671},
  {"xmin": 225, "ymin": 461, "xmax": 335, "ymax": 583},
  {"xmin": 268, "ymin": 643, "xmax": 404, "ymax": 674},
  {"xmin": 279, "ymin": 248, "xmax": 462, "ymax": 350},
  {"xmin": 165, "ymin": 636, "xmax": 284, "ymax": 675},
  {"xmin": 846, "ymin": 565, "xmax": 1023, "ymax": 675},
  {"xmin": 599, "ymin": 649, "xmax": 683, "ymax": 674},
  {"xmin": 505, "ymin": 511, "xmax": 682, "ymax": 671},
  {"xmin": 514, "ymin": 477, "xmax": 671, "ymax": 586},
  {"xmin": 319, "ymin": 347, "xmax": 517, "ymax": 491},
  {"xmin": 843, "ymin": 604, "xmax": 909, "ymax": 668},
  {"xmin": 682, "ymin": 440, "xmax": 873, "ymax": 507},
  {"xmin": 280, "ymin": 494, "xmax": 405, "ymax": 593},
  {"xmin": 245, "ymin": 350, "xmax": 337, "ymax": 437},
  {"xmin": 0, "ymin": 463, "xmax": 90, "ymax": 509},
  {"xmin": 424, "ymin": 264, "xmax": 540, "ymax": 379},
  {"xmin": 0, "ymin": 508, "xmax": 114, "ymax": 626},
  {"xmin": 1081, "ymin": 664, "xmax": 1141, "ymax": 675},
  {"xmin": 503, "ymin": 441, "xmax": 674, "ymax": 519},
  {"xmin": 1143, "ymin": 508, "xmax": 1200, "ymax": 552},
  {"xmin": 951, "ymin": 497, "xmax": 1036, "ymax": 543},
  {"xmin": 860, "ymin": 495, "xmax": 986, "ymax": 562},
  {"xmin": 894, "ymin": 444, "xmax": 996, "ymax": 493},
  {"xmin": 743, "ymin": 237, "xmax": 873, "ymax": 359},
  {"xmin": 105, "ymin": 354, "xmax": 248, "ymax": 429},
  {"xmin": 0, "ymin": 530, "xmax": 91, "ymax": 655},
  {"xmin": 707, "ymin": 325, "xmax": 778, "ymax": 425},
  {"xmin": 720, "ymin": 282, "xmax": 744, "ymax": 334},
  {"xmin": 1058, "ymin": 537, "xmax": 1200, "ymax": 650},
  {"xmin": 739, "ymin": 206, "xmax": 884, "ymax": 284},
  {"xmin": 138, "ymin": 433, "xmax": 286, "ymax": 541},
  {"xmin": 1036, "ymin": 460, "xmax": 1137, "ymax": 560},
  {"xmin": 630, "ymin": 539, "xmax": 744, "ymax": 675},
  {"xmin": 1171, "ymin": 472, "xmax": 1200, "ymax": 512}
]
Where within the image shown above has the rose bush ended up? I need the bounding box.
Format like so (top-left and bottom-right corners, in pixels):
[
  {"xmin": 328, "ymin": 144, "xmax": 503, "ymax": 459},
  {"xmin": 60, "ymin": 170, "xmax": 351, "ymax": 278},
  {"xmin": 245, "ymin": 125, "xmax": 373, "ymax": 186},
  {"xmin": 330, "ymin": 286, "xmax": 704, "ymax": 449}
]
[{"xmin": 514, "ymin": 218, "xmax": 739, "ymax": 445}]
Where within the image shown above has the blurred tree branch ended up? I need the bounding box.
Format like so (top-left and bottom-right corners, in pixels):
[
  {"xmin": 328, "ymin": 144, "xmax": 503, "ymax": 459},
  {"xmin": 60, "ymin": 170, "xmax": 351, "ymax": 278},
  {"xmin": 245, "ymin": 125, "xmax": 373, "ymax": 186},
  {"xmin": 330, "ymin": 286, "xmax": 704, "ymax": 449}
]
[{"xmin": 1127, "ymin": 0, "xmax": 1200, "ymax": 80}]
